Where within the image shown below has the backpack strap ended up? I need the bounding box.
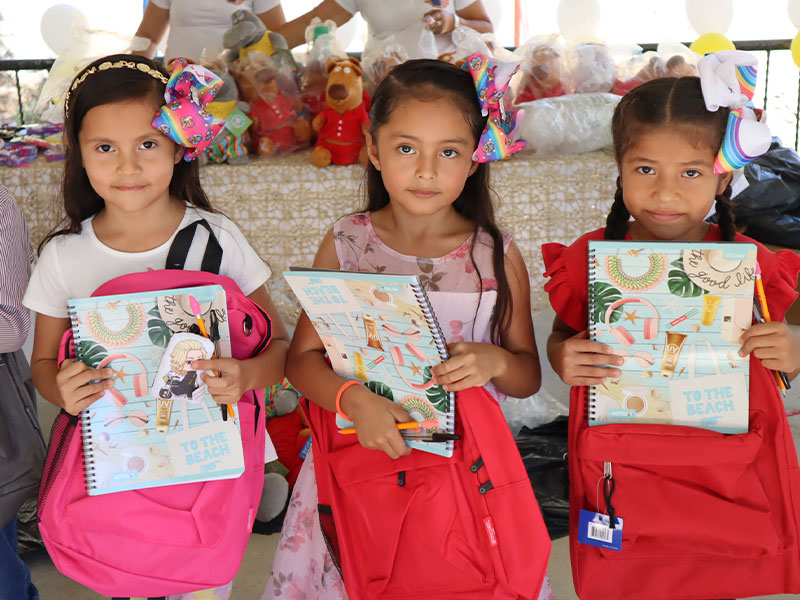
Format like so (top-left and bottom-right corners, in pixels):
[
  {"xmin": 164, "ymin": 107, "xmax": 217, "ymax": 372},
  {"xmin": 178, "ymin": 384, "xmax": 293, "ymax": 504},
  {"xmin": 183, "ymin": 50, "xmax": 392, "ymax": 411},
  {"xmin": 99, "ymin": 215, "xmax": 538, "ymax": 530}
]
[{"xmin": 165, "ymin": 219, "xmax": 223, "ymax": 274}]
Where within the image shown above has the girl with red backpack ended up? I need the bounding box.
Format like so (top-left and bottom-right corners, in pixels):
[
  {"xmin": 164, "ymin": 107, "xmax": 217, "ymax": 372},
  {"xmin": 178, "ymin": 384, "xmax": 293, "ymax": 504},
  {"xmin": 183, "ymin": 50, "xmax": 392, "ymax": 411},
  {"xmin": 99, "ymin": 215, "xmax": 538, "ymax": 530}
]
[
  {"xmin": 544, "ymin": 51, "xmax": 800, "ymax": 599},
  {"xmin": 266, "ymin": 58, "xmax": 553, "ymax": 600},
  {"xmin": 23, "ymin": 54, "xmax": 289, "ymax": 600}
]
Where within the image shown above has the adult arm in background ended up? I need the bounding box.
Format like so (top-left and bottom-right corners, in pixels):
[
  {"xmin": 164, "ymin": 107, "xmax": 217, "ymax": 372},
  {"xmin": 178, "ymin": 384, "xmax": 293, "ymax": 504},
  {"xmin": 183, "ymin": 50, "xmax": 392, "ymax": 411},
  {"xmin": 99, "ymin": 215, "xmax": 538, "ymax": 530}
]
[
  {"xmin": 424, "ymin": 0, "xmax": 494, "ymax": 35},
  {"xmin": 132, "ymin": 2, "xmax": 288, "ymax": 58},
  {"xmin": 0, "ymin": 187, "xmax": 32, "ymax": 354},
  {"xmin": 271, "ymin": 0, "xmax": 354, "ymax": 49}
]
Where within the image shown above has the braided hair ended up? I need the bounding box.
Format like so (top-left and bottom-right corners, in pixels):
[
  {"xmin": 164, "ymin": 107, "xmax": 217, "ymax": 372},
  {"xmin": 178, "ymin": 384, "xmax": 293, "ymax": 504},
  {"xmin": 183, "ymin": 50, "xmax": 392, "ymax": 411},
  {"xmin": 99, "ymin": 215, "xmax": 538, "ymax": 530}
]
[{"xmin": 606, "ymin": 76, "xmax": 736, "ymax": 241}]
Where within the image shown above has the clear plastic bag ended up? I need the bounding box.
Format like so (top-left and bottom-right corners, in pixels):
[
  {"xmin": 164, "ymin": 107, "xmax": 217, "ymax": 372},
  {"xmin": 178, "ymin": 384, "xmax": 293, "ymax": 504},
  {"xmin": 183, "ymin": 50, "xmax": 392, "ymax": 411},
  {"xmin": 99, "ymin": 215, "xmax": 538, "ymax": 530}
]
[
  {"xmin": 35, "ymin": 20, "xmax": 132, "ymax": 123},
  {"xmin": 510, "ymin": 35, "xmax": 568, "ymax": 104},
  {"xmin": 361, "ymin": 23, "xmax": 437, "ymax": 94},
  {"xmin": 300, "ymin": 17, "xmax": 348, "ymax": 118},
  {"xmin": 232, "ymin": 51, "xmax": 312, "ymax": 156},
  {"xmin": 566, "ymin": 43, "xmax": 617, "ymax": 94},
  {"xmin": 516, "ymin": 92, "xmax": 620, "ymax": 156}
]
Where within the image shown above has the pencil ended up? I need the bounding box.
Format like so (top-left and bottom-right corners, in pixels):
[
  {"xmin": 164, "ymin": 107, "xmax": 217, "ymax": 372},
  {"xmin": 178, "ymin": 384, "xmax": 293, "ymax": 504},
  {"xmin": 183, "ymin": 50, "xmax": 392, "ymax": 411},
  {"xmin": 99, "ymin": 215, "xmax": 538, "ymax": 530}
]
[
  {"xmin": 752, "ymin": 301, "xmax": 791, "ymax": 393},
  {"xmin": 188, "ymin": 296, "xmax": 233, "ymax": 420},
  {"xmin": 338, "ymin": 419, "xmax": 439, "ymax": 435}
]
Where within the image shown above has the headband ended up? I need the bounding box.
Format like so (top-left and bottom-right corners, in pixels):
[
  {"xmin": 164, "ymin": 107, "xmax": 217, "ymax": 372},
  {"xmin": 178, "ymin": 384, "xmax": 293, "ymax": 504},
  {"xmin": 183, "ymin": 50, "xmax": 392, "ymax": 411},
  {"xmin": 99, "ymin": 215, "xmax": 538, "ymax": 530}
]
[
  {"xmin": 698, "ymin": 49, "xmax": 771, "ymax": 173},
  {"xmin": 151, "ymin": 58, "xmax": 225, "ymax": 161},
  {"xmin": 464, "ymin": 53, "xmax": 526, "ymax": 163},
  {"xmin": 64, "ymin": 58, "xmax": 168, "ymax": 117}
]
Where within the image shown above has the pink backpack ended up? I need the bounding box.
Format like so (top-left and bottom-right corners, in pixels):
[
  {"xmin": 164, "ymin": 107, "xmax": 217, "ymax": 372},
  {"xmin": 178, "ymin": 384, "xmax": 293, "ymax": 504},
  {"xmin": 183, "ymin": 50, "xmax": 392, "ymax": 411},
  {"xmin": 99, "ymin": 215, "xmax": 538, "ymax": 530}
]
[
  {"xmin": 304, "ymin": 385, "xmax": 552, "ymax": 600},
  {"xmin": 37, "ymin": 221, "xmax": 272, "ymax": 597}
]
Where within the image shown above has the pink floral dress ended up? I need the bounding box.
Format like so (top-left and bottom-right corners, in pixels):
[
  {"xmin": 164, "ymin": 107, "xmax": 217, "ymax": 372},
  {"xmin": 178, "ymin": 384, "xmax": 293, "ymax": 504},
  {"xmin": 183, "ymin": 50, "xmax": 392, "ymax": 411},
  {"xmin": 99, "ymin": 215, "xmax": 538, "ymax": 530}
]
[{"xmin": 264, "ymin": 212, "xmax": 554, "ymax": 600}]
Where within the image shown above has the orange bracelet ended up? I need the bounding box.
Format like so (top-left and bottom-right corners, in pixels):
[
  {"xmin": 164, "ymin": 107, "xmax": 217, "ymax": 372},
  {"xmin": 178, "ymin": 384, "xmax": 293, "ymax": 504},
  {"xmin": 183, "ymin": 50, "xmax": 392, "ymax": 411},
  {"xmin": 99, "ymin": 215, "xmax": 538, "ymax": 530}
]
[{"xmin": 336, "ymin": 380, "xmax": 361, "ymax": 422}]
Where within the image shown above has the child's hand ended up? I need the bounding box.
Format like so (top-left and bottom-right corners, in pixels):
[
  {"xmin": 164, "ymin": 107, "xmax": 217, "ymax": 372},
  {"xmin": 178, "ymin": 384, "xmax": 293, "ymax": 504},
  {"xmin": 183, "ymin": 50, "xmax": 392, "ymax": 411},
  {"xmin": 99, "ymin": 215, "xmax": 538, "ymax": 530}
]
[
  {"xmin": 193, "ymin": 357, "xmax": 247, "ymax": 405},
  {"xmin": 341, "ymin": 385, "xmax": 414, "ymax": 460},
  {"xmin": 739, "ymin": 321, "xmax": 800, "ymax": 374},
  {"xmin": 431, "ymin": 342, "xmax": 504, "ymax": 392},
  {"xmin": 56, "ymin": 359, "xmax": 114, "ymax": 416},
  {"xmin": 550, "ymin": 329, "xmax": 624, "ymax": 386}
]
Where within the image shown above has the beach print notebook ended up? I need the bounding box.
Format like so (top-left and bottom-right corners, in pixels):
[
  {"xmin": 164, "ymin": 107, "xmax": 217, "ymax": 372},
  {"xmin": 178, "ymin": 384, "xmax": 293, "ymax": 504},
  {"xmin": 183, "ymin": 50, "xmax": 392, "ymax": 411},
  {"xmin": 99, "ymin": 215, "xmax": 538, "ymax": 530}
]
[
  {"xmin": 283, "ymin": 269, "xmax": 455, "ymax": 457},
  {"xmin": 587, "ymin": 241, "xmax": 757, "ymax": 433},
  {"xmin": 68, "ymin": 285, "xmax": 245, "ymax": 495}
]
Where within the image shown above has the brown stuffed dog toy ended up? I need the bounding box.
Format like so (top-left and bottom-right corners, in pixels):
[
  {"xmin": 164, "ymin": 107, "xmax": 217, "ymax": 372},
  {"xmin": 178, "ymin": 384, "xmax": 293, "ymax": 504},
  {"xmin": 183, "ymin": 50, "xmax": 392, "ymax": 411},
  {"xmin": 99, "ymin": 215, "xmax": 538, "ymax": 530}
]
[{"xmin": 311, "ymin": 57, "xmax": 370, "ymax": 167}]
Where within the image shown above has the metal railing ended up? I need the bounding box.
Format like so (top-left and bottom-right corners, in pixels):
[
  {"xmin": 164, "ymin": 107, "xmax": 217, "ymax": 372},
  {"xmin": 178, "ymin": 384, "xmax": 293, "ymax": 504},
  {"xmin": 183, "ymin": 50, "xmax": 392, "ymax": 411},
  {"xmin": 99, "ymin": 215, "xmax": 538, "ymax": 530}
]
[{"xmin": 2, "ymin": 39, "xmax": 799, "ymax": 148}]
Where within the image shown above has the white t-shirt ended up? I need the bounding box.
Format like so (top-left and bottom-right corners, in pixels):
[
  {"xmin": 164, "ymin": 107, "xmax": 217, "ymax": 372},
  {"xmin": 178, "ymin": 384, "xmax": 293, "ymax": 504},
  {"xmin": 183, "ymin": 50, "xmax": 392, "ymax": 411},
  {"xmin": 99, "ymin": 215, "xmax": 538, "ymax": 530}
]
[
  {"xmin": 24, "ymin": 207, "xmax": 271, "ymax": 319},
  {"xmin": 150, "ymin": 0, "xmax": 281, "ymax": 62},
  {"xmin": 334, "ymin": 0, "xmax": 476, "ymax": 55}
]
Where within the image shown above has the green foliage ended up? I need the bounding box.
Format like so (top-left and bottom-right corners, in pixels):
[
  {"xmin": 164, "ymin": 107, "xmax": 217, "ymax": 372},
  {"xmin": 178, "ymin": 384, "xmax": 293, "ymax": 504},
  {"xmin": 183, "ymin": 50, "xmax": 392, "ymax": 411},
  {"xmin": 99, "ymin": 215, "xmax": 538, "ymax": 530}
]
[
  {"xmin": 147, "ymin": 305, "xmax": 171, "ymax": 347},
  {"xmin": 668, "ymin": 257, "xmax": 704, "ymax": 298},
  {"xmin": 590, "ymin": 282, "xmax": 623, "ymax": 324}
]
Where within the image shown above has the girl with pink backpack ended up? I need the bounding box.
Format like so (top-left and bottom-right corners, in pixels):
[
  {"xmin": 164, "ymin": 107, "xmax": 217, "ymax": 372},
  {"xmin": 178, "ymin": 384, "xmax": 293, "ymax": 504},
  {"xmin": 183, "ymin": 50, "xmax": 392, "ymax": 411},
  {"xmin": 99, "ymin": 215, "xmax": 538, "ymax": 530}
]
[{"xmin": 23, "ymin": 54, "xmax": 289, "ymax": 600}]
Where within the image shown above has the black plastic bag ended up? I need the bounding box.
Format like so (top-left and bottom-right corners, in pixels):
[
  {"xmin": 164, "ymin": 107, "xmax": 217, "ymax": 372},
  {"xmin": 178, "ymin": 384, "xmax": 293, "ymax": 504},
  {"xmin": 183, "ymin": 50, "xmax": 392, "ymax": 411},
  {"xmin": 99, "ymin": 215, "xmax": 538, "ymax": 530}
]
[
  {"xmin": 516, "ymin": 416, "xmax": 569, "ymax": 540},
  {"xmin": 727, "ymin": 141, "xmax": 800, "ymax": 249}
]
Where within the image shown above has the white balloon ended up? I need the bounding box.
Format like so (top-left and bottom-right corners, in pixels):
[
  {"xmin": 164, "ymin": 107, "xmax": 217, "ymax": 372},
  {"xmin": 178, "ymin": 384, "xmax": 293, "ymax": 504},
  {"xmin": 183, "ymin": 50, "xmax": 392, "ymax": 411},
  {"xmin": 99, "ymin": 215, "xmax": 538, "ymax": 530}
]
[
  {"xmin": 556, "ymin": 0, "xmax": 601, "ymax": 43},
  {"xmin": 40, "ymin": 4, "xmax": 86, "ymax": 55},
  {"xmin": 685, "ymin": 0, "xmax": 733, "ymax": 35},
  {"xmin": 789, "ymin": 0, "xmax": 800, "ymax": 29}
]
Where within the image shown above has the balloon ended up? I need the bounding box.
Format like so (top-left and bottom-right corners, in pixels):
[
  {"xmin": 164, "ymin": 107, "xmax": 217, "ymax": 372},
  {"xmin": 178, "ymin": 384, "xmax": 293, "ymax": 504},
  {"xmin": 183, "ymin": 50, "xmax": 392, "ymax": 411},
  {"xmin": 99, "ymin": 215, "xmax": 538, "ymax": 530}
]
[
  {"xmin": 689, "ymin": 32, "xmax": 735, "ymax": 55},
  {"xmin": 685, "ymin": 0, "xmax": 733, "ymax": 35},
  {"xmin": 792, "ymin": 32, "xmax": 800, "ymax": 69},
  {"xmin": 556, "ymin": 0, "xmax": 601, "ymax": 43},
  {"xmin": 789, "ymin": 0, "xmax": 800, "ymax": 28},
  {"xmin": 40, "ymin": 4, "xmax": 86, "ymax": 55}
]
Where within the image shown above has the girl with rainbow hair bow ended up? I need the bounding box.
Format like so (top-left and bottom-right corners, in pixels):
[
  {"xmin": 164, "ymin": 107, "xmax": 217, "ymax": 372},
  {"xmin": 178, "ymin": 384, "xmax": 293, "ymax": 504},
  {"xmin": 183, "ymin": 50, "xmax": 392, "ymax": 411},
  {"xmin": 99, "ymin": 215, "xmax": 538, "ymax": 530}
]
[{"xmin": 25, "ymin": 54, "xmax": 290, "ymax": 600}]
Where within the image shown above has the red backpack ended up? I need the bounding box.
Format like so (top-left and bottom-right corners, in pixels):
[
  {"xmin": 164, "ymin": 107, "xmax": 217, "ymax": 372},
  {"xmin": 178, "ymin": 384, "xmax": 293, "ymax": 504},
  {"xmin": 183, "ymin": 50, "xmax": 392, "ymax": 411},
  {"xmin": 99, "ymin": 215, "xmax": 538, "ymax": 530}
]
[
  {"xmin": 303, "ymin": 385, "xmax": 551, "ymax": 600},
  {"xmin": 37, "ymin": 220, "xmax": 272, "ymax": 598},
  {"xmin": 568, "ymin": 354, "xmax": 800, "ymax": 599}
]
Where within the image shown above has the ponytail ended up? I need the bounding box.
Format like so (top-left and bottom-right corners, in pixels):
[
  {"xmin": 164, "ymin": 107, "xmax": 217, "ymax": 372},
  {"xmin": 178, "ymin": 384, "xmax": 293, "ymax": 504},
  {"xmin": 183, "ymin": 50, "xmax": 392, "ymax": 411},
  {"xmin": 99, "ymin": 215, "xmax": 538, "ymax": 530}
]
[
  {"xmin": 604, "ymin": 177, "xmax": 630, "ymax": 240},
  {"xmin": 714, "ymin": 183, "xmax": 736, "ymax": 241}
]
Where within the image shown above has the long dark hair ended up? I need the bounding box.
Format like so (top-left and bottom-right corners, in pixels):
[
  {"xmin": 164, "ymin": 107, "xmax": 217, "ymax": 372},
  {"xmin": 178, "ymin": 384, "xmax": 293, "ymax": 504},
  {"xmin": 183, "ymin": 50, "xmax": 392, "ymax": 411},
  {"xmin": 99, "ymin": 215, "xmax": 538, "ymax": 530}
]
[
  {"xmin": 39, "ymin": 54, "xmax": 214, "ymax": 253},
  {"xmin": 605, "ymin": 76, "xmax": 736, "ymax": 241},
  {"xmin": 364, "ymin": 58, "xmax": 512, "ymax": 343}
]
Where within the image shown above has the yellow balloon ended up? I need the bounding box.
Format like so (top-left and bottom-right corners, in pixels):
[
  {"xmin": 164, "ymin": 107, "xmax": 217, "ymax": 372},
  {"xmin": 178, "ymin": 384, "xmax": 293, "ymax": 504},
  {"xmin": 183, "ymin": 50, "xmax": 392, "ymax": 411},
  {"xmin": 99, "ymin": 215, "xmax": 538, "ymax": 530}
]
[
  {"xmin": 792, "ymin": 32, "xmax": 800, "ymax": 69},
  {"xmin": 689, "ymin": 33, "xmax": 735, "ymax": 55}
]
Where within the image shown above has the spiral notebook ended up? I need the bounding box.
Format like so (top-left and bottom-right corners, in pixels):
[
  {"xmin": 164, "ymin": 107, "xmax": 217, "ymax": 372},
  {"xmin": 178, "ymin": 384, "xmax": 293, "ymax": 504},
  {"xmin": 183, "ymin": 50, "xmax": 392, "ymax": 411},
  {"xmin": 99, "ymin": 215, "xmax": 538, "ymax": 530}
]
[
  {"xmin": 284, "ymin": 269, "xmax": 455, "ymax": 457},
  {"xmin": 68, "ymin": 285, "xmax": 245, "ymax": 495},
  {"xmin": 587, "ymin": 240, "xmax": 757, "ymax": 433}
]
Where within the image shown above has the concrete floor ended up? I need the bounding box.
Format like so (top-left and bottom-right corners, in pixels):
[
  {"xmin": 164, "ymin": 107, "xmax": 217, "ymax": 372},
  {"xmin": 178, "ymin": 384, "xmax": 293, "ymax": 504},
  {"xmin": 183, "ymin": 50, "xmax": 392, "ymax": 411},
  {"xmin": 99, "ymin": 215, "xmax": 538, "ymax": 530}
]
[{"xmin": 19, "ymin": 311, "xmax": 800, "ymax": 599}]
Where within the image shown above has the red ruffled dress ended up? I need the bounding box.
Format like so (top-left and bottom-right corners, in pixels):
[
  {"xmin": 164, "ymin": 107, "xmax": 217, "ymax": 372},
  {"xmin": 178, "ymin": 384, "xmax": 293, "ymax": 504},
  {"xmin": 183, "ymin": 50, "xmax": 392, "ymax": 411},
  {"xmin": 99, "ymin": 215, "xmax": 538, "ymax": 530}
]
[{"xmin": 541, "ymin": 225, "xmax": 800, "ymax": 599}]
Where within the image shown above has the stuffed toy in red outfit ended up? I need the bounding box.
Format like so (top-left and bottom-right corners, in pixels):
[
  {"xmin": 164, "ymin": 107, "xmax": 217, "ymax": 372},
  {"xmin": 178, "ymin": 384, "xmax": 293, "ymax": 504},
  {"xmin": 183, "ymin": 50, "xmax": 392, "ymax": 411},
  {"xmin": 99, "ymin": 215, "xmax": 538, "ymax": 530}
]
[
  {"xmin": 311, "ymin": 57, "xmax": 370, "ymax": 167},
  {"xmin": 235, "ymin": 56, "xmax": 312, "ymax": 156},
  {"xmin": 514, "ymin": 43, "xmax": 567, "ymax": 104}
]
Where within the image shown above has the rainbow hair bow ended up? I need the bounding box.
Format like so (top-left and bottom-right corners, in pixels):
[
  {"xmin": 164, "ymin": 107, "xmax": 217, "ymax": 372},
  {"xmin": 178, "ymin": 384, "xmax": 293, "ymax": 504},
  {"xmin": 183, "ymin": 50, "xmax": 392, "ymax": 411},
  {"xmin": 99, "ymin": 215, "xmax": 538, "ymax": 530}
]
[
  {"xmin": 151, "ymin": 58, "xmax": 225, "ymax": 161},
  {"xmin": 464, "ymin": 53, "xmax": 526, "ymax": 163},
  {"xmin": 698, "ymin": 50, "xmax": 771, "ymax": 174}
]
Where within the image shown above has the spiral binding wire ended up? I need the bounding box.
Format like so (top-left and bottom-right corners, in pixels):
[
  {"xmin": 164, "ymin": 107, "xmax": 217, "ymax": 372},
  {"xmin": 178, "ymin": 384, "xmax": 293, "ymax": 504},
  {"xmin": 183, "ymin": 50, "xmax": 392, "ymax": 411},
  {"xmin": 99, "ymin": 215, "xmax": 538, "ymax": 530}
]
[
  {"xmin": 69, "ymin": 304, "xmax": 98, "ymax": 491},
  {"xmin": 411, "ymin": 279, "xmax": 455, "ymax": 452},
  {"xmin": 587, "ymin": 248, "xmax": 599, "ymax": 423}
]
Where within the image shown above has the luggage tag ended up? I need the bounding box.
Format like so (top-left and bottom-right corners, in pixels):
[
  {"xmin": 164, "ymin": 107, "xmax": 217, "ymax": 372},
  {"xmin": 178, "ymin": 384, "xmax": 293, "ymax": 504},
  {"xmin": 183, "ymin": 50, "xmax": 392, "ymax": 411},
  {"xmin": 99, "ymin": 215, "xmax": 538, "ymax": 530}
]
[{"xmin": 578, "ymin": 462, "xmax": 623, "ymax": 551}]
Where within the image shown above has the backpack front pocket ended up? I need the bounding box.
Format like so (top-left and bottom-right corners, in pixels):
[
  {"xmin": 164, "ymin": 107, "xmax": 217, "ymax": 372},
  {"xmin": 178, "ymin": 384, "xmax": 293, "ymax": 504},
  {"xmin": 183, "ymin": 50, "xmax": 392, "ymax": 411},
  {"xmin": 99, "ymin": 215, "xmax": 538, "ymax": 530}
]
[{"xmin": 575, "ymin": 410, "xmax": 782, "ymax": 559}]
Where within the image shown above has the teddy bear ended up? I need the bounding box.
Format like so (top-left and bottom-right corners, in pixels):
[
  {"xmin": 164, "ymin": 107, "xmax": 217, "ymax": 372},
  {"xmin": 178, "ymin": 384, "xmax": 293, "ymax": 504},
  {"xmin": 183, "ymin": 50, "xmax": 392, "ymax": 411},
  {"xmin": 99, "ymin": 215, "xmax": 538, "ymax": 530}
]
[
  {"xmin": 234, "ymin": 52, "xmax": 312, "ymax": 156},
  {"xmin": 514, "ymin": 42, "xmax": 567, "ymax": 104},
  {"xmin": 222, "ymin": 8, "xmax": 293, "ymax": 71},
  {"xmin": 311, "ymin": 57, "xmax": 370, "ymax": 168},
  {"xmin": 255, "ymin": 381, "xmax": 312, "ymax": 527},
  {"xmin": 611, "ymin": 53, "xmax": 698, "ymax": 96},
  {"xmin": 200, "ymin": 69, "xmax": 252, "ymax": 165}
]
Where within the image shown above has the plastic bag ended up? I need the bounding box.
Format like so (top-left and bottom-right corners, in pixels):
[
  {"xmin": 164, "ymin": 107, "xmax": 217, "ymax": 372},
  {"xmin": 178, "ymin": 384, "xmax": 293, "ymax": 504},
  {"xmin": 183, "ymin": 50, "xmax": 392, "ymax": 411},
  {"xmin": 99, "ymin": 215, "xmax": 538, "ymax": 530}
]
[
  {"xmin": 516, "ymin": 92, "xmax": 620, "ymax": 156},
  {"xmin": 299, "ymin": 17, "xmax": 348, "ymax": 118},
  {"xmin": 730, "ymin": 142, "xmax": 800, "ymax": 249},
  {"xmin": 361, "ymin": 23, "xmax": 436, "ymax": 94},
  {"xmin": 612, "ymin": 45, "xmax": 697, "ymax": 96},
  {"xmin": 510, "ymin": 35, "xmax": 568, "ymax": 104},
  {"xmin": 567, "ymin": 43, "xmax": 617, "ymax": 94},
  {"xmin": 515, "ymin": 417, "xmax": 570, "ymax": 540},
  {"xmin": 35, "ymin": 19, "xmax": 133, "ymax": 123},
  {"xmin": 232, "ymin": 51, "xmax": 312, "ymax": 156}
]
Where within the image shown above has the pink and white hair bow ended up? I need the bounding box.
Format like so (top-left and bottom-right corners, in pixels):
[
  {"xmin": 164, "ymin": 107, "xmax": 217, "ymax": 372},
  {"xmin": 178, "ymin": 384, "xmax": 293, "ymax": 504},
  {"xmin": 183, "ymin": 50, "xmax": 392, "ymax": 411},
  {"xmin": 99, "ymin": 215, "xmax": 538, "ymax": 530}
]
[
  {"xmin": 151, "ymin": 58, "xmax": 225, "ymax": 161},
  {"xmin": 698, "ymin": 49, "xmax": 771, "ymax": 173},
  {"xmin": 464, "ymin": 53, "xmax": 526, "ymax": 163}
]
